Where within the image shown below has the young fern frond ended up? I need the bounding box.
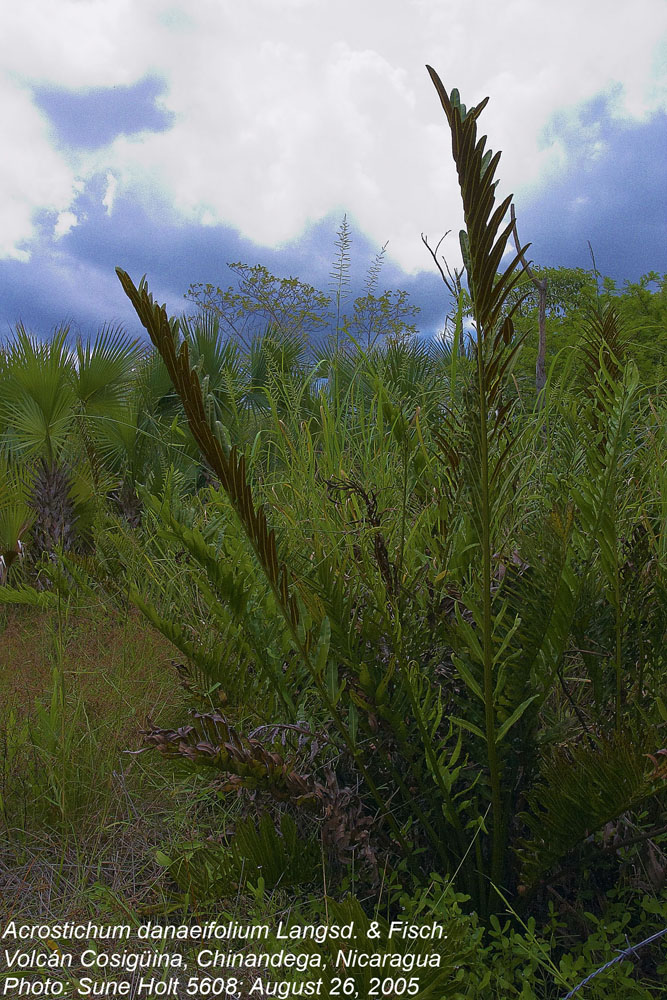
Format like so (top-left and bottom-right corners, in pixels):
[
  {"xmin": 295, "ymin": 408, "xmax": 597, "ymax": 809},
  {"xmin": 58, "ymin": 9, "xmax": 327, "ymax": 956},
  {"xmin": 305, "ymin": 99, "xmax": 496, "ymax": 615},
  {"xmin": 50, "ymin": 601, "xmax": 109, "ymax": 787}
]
[
  {"xmin": 116, "ymin": 269, "xmax": 300, "ymax": 627},
  {"xmin": 427, "ymin": 66, "xmax": 534, "ymax": 900}
]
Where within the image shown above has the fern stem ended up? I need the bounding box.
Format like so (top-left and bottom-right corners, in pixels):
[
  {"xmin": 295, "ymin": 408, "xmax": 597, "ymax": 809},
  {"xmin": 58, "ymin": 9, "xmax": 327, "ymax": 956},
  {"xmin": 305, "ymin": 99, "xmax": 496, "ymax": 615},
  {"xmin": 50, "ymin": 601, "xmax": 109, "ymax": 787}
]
[
  {"xmin": 476, "ymin": 330, "xmax": 504, "ymax": 901},
  {"xmin": 396, "ymin": 431, "xmax": 409, "ymax": 615},
  {"xmin": 280, "ymin": 616, "xmax": 411, "ymax": 854},
  {"xmin": 614, "ymin": 561, "xmax": 622, "ymax": 735},
  {"xmin": 403, "ymin": 655, "xmax": 468, "ymax": 844},
  {"xmin": 381, "ymin": 750, "xmax": 453, "ymax": 872},
  {"xmin": 450, "ymin": 288, "xmax": 463, "ymax": 406}
]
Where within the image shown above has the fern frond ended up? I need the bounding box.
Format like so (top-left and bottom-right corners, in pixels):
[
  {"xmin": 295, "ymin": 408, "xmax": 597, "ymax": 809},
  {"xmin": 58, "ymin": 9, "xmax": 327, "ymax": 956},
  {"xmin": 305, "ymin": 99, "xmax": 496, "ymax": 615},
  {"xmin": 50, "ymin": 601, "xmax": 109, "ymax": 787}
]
[
  {"xmin": 144, "ymin": 492, "xmax": 300, "ymax": 716},
  {"xmin": 116, "ymin": 269, "xmax": 300, "ymax": 628},
  {"xmin": 518, "ymin": 733, "xmax": 667, "ymax": 884},
  {"xmin": 493, "ymin": 504, "xmax": 574, "ymax": 729},
  {"xmin": 426, "ymin": 67, "xmax": 530, "ymax": 340},
  {"xmin": 426, "ymin": 67, "xmax": 535, "ymax": 900},
  {"xmin": 0, "ymin": 582, "xmax": 58, "ymax": 608},
  {"xmin": 144, "ymin": 713, "xmax": 378, "ymax": 867}
]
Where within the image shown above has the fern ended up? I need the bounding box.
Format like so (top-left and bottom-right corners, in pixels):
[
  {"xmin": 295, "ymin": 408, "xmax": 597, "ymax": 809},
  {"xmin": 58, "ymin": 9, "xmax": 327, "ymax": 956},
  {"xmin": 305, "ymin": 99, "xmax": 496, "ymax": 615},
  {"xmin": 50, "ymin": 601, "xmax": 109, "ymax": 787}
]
[
  {"xmin": 298, "ymin": 894, "xmax": 473, "ymax": 999},
  {"xmin": 158, "ymin": 812, "xmax": 320, "ymax": 904},
  {"xmin": 104, "ymin": 72, "xmax": 665, "ymax": 921},
  {"xmin": 426, "ymin": 65, "xmax": 534, "ymax": 900},
  {"xmin": 116, "ymin": 268, "xmax": 411, "ymax": 853},
  {"xmin": 518, "ymin": 733, "xmax": 667, "ymax": 885}
]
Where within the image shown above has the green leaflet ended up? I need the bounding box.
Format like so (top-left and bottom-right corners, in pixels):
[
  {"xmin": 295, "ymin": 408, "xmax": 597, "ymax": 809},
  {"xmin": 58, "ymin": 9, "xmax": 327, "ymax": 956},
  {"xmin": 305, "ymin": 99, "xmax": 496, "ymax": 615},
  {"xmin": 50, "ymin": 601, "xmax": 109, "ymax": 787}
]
[
  {"xmin": 451, "ymin": 653, "xmax": 484, "ymax": 703},
  {"xmin": 451, "ymin": 716, "xmax": 485, "ymax": 741},
  {"xmin": 494, "ymin": 694, "xmax": 539, "ymax": 746}
]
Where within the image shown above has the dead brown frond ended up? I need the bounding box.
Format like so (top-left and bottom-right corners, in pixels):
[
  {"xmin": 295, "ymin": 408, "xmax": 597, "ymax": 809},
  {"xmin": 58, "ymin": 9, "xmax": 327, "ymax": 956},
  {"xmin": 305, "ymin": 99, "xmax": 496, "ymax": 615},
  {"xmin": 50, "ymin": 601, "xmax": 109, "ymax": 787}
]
[{"xmin": 142, "ymin": 712, "xmax": 377, "ymax": 870}]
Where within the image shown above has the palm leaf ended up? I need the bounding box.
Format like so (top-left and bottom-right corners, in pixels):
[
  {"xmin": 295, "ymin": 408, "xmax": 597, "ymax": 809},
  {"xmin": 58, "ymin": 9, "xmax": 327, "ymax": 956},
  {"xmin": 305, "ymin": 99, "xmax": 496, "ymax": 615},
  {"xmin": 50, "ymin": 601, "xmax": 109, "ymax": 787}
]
[
  {"xmin": 0, "ymin": 324, "xmax": 76, "ymax": 464},
  {"xmin": 0, "ymin": 454, "xmax": 33, "ymax": 575},
  {"xmin": 75, "ymin": 324, "xmax": 145, "ymax": 416}
]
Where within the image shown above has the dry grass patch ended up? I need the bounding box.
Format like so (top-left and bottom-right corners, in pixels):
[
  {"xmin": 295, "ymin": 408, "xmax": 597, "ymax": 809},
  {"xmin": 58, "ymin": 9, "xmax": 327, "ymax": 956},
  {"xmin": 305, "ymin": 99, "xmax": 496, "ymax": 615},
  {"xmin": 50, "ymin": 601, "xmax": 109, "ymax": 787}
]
[{"xmin": 0, "ymin": 604, "xmax": 181, "ymax": 736}]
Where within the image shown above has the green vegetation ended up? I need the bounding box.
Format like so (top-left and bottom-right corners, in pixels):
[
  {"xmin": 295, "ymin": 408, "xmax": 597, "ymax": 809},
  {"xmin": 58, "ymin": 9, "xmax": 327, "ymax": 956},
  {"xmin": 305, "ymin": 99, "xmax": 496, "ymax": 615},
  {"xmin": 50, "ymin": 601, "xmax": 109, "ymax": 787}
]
[{"xmin": 1, "ymin": 67, "xmax": 665, "ymax": 998}]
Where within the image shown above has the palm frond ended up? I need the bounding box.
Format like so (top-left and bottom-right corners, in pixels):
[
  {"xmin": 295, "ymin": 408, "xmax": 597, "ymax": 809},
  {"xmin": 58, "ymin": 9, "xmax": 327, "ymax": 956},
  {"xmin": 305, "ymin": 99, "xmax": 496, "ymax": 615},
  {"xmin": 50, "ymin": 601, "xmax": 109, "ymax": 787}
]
[
  {"xmin": 75, "ymin": 324, "xmax": 145, "ymax": 416},
  {"xmin": 0, "ymin": 324, "xmax": 76, "ymax": 464}
]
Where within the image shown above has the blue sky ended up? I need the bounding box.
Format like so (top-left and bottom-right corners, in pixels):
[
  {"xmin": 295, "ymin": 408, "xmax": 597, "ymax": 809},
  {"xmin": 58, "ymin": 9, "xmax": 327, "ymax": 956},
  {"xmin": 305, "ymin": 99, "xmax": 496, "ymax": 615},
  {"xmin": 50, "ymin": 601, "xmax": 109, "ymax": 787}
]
[{"xmin": 1, "ymin": 0, "xmax": 665, "ymax": 343}]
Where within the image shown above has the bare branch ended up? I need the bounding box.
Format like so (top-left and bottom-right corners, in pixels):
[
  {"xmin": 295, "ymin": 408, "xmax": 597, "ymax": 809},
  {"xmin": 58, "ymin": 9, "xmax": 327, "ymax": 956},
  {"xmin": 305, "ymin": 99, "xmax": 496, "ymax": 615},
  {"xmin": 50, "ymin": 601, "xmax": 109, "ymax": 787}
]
[
  {"xmin": 421, "ymin": 231, "xmax": 452, "ymax": 291},
  {"xmin": 510, "ymin": 205, "xmax": 545, "ymax": 293}
]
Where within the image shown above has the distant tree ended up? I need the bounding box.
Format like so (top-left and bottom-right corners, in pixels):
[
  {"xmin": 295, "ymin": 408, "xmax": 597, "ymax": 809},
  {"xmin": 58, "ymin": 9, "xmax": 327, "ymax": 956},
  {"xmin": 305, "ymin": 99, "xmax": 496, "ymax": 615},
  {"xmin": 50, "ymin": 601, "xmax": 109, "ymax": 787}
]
[
  {"xmin": 596, "ymin": 272, "xmax": 666, "ymax": 388},
  {"xmin": 508, "ymin": 268, "xmax": 666, "ymax": 394},
  {"xmin": 602, "ymin": 271, "xmax": 666, "ymax": 320},
  {"xmin": 506, "ymin": 263, "xmax": 597, "ymax": 317},
  {"xmin": 185, "ymin": 263, "xmax": 332, "ymax": 347},
  {"xmin": 347, "ymin": 287, "xmax": 420, "ymax": 348},
  {"xmin": 186, "ymin": 225, "xmax": 420, "ymax": 354}
]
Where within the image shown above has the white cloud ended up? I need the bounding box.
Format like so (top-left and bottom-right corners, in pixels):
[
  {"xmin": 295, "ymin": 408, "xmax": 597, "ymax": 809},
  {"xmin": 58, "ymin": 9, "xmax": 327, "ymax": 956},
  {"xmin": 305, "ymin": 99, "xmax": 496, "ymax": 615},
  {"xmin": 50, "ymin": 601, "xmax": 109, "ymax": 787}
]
[
  {"xmin": 102, "ymin": 172, "xmax": 118, "ymax": 215},
  {"xmin": 0, "ymin": 0, "xmax": 664, "ymax": 271},
  {"xmin": 53, "ymin": 211, "xmax": 78, "ymax": 238},
  {"xmin": 0, "ymin": 73, "xmax": 78, "ymax": 259}
]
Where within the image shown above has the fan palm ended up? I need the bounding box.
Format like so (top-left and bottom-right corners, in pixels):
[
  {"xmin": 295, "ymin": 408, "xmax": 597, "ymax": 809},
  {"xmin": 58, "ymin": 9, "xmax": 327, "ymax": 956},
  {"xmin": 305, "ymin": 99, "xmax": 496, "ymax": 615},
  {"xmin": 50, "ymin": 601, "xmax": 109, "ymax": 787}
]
[
  {"xmin": 0, "ymin": 453, "xmax": 33, "ymax": 584},
  {"xmin": 0, "ymin": 325, "xmax": 78, "ymax": 562},
  {"xmin": 0, "ymin": 323, "xmax": 145, "ymax": 565}
]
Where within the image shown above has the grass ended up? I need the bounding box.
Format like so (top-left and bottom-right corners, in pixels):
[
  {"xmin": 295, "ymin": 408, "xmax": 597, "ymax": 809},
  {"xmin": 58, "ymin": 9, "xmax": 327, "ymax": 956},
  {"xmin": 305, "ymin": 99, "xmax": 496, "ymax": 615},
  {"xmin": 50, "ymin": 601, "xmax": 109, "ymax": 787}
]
[
  {"xmin": 0, "ymin": 603, "xmax": 176, "ymax": 726},
  {"xmin": 0, "ymin": 602, "xmax": 329, "ymax": 998},
  {"xmin": 0, "ymin": 599, "xmax": 207, "ymax": 924}
]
